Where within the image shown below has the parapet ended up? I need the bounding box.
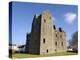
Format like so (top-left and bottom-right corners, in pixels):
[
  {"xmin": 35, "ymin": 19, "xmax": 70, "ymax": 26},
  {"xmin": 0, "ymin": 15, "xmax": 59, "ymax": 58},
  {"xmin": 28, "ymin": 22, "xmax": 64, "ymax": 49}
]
[
  {"xmin": 59, "ymin": 27, "xmax": 62, "ymax": 32},
  {"xmin": 58, "ymin": 27, "xmax": 65, "ymax": 33}
]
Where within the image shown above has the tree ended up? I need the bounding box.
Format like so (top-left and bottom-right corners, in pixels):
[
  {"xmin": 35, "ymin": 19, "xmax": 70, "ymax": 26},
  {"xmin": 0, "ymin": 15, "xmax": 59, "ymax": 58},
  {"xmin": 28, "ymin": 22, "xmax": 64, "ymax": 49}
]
[{"xmin": 69, "ymin": 31, "xmax": 78, "ymax": 52}]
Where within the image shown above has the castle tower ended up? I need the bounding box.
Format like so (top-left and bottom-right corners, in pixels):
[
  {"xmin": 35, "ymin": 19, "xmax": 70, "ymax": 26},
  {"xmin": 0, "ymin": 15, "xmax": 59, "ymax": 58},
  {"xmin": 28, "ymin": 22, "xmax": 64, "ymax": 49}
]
[
  {"xmin": 28, "ymin": 14, "xmax": 41, "ymax": 54},
  {"xmin": 40, "ymin": 10, "xmax": 55, "ymax": 54}
]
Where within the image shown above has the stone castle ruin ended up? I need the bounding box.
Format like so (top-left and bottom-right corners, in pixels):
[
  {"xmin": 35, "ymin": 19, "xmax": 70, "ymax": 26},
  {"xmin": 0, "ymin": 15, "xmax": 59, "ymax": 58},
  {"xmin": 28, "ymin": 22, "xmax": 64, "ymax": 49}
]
[{"xmin": 26, "ymin": 10, "xmax": 67, "ymax": 55}]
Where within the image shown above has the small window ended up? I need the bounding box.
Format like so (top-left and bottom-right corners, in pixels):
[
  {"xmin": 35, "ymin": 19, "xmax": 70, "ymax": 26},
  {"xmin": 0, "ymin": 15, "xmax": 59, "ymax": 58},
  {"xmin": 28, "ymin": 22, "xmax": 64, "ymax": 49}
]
[
  {"xmin": 56, "ymin": 34, "xmax": 57, "ymax": 37},
  {"xmin": 61, "ymin": 42, "xmax": 63, "ymax": 46},
  {"xmin": 43, "ymin": 38, "xmax": 45, "ymax": 43},
  {"xmin": 44, "ymin": 19, "xmax": 46, "ymax": 23},
  {"xmin": 60, "ymin": 35, "xmax": 62, "ymax": 38},
  {"xmin": 47, "ymin": 49, "xmax": 48, "ymax": 53},
  {"xmin": 55, "ymin": 49, "xmax": 57, "ymax": 51},
  {"xmin": 55, "ymin": 42, "xmax": 57, "ymax": 46}
]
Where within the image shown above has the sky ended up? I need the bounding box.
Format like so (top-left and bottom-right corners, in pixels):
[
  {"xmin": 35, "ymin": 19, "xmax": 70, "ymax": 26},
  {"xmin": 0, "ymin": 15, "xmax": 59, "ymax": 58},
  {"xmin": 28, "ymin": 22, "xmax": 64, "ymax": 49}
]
[{"xmin": 11, "ymin": 1, "xmax": 78, "ymax": 45}]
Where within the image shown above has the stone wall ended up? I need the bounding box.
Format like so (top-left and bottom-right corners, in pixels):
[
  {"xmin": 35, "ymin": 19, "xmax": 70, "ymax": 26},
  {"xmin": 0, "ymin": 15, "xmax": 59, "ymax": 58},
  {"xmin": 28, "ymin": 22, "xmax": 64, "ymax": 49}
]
[{"xmin": 40, "ymin": 10, "xmax": 54, "ymax": 54}]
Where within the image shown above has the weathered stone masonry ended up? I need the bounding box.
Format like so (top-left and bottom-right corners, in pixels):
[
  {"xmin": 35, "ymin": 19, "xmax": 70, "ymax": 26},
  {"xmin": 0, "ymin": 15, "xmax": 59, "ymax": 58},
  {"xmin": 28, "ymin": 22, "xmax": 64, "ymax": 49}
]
[{"xmin": 26, "ymin": 10, "xmax": 67, "ymax": 55}]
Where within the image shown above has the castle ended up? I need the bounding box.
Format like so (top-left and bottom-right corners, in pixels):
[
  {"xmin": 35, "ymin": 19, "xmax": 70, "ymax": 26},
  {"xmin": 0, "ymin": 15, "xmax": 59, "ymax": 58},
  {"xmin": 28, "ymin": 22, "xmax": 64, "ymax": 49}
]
[{"xmin": 26, "ymin": 10, "xmax": 67, "ymax": 55}]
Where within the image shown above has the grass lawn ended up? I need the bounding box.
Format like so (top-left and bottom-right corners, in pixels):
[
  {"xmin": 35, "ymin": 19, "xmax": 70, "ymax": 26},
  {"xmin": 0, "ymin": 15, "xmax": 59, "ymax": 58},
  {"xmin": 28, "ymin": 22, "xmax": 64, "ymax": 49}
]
[{"xmin": 12, "ymin": 52, "xmax": 78, "ymax": 58}]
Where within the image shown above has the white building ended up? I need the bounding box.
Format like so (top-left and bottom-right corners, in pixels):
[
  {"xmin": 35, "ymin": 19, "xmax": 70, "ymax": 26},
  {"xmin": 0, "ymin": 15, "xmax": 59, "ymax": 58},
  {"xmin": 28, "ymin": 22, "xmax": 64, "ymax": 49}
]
[{"xmin": 9, "ymin": 44, "xmax": 19, "ymax": 51}]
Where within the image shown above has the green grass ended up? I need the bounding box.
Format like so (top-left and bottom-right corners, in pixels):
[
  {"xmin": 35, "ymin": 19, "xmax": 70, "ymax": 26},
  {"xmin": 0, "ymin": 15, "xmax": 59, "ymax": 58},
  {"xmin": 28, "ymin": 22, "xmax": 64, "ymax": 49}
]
[{"xmin": 12, "ymin": 52, "xmax": 78, "ymax": 59}]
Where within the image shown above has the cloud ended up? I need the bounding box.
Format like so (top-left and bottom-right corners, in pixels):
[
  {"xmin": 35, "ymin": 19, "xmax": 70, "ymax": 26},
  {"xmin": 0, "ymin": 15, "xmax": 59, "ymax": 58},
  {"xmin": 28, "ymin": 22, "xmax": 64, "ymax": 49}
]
[{"xmin": 64, "ymin": 13, "xmax": 77, "ymax": 24}]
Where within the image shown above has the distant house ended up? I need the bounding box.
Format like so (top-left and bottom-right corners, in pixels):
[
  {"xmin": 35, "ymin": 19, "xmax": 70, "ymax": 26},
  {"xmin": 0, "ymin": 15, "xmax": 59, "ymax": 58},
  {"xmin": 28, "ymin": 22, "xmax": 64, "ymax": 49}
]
[
  {"xmin": 9, "ymin": 44, "xmax": 19, "ymax": 51},
  {"xmin": 72, "ymin": 45, "xmax": 78, "ymax": 52},
  {"xmin": 18, "ymin": 45, "xmax": 26, "ymax": 52},
  {"xmin": 9, "ymin": 44, "xmax": 26, "ymax": 53},
  {"xmin": 9, "ymin": 44, "xmax": 19, "ymax": 54},
  {"xmin": 67, "ymin": 46, "xmax": 73, "ymax": 51}
]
